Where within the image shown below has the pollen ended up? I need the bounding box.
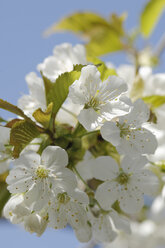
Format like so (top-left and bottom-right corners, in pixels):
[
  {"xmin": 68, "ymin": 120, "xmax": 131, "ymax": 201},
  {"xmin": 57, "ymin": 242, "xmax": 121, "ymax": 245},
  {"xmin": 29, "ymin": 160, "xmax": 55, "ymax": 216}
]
[
  {"xmin": 36, "ymin": 166, "xmax": 49, "ymax": 179},
  {"xmin": 117, "ymin": 172, "xmax": 129, "ymax": 185}
]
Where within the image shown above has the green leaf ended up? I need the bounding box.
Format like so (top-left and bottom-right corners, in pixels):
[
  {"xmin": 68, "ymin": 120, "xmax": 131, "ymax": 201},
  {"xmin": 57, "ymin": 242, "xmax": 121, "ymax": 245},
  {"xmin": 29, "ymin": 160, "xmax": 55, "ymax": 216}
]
[
  {"xmin": 0, "ymin": 182, "xmax": 10, "ymax": 216},
  {"xmin": 154, "ymin": 160, "xmax": 165, "ymax": 172},
  {"xmin": 5, "ymin": 119, "xmax": 22, "ymax": 128},
  {"xmin": 73, "ymin": 123, "xmax": 87, "ymax": 138},
  {"xmin": 44, "ymin": 12, "xmax": 124, "ymax": 56},
  {"xmin": 87, "ymin": 55, "xmax": 117, "ymax": 80},
  {"xmin": 44, "ymin": 12, "xmax": 112, "ymax": 37},
  {"xmin": 33, "ymin": 103, "xmax": 53, "ymax": 128},
  {"xmin": 0, "ymin": 172, "xmax": 10, "ymax": 217},
  {"xmin": 10, "ymin": 120, "xmax": 40, "ymax": 158},
  {"xmin": 0, "ymin": 99, "xmax": 32, "ymax": 122},
  {"xmin": 42, "ymin": 71, "xmax": 81, "ymax": 115},
  {"xmin": 0, "ymin": 116, "xmax": 7, "ymax": 123},
  {"xmin": 37, "ymin": 134, "xmax": 53, "ymax": 155},
  {"xmin": 143, "ymin": 95, "xmax": 165, "ymax": 109},
  {"xmin": 73, "ymin": 64, "xmax": 85, "ymax": 72},
  {"xmin": 130, "ymin": 76, "xmax": 144, "ymax": 101},
  {"xmin": 86, "ymin": 29, "xmax": 123, "ymax": 56},
  {"xmin": 109, "ymin": 13, "xmax": 127, "ymax": 36},
  {"xmin": 140, "ymin": 0, "xmax": 165, "ymax": 37}
]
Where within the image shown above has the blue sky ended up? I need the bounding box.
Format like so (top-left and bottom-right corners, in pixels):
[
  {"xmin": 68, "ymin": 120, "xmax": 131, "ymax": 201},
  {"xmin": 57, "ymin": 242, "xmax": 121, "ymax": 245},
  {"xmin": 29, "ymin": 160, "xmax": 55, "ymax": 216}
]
[{"xmin": 0, "ymin": 0, "xmax": 165, "ymax": 247}]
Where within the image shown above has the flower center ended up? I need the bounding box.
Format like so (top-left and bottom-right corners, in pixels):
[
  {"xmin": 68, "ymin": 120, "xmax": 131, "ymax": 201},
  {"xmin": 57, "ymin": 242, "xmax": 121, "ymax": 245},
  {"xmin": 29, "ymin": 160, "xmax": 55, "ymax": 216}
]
[
  {"xmin": 85, "ymin": 96, "xmax": 100, "ymax": 111},
  {"xmin": 117, "ymin": 122, "xmax": 132, "ymax": 139},
  {"xmin": 84, "ymin": 90, "xmax": 104, "ymax": 111},
  {"xmin": 36, "ymin": 166, "xmax": 49, "ymax": 179},
  {"xmin": 57, "ymin": 192, "xmax": 70, "ymax": 204},
  {"xmin": 117, "ymin": 172, "xmax": 129, "ymax": 185}
]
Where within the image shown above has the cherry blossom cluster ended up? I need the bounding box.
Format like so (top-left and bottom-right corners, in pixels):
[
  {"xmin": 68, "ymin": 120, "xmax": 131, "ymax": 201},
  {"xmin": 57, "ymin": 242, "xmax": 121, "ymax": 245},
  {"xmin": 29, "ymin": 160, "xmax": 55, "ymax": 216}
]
[{"xmin": 1, "ymin": 43, "xmax": 165, "ymax": 245}]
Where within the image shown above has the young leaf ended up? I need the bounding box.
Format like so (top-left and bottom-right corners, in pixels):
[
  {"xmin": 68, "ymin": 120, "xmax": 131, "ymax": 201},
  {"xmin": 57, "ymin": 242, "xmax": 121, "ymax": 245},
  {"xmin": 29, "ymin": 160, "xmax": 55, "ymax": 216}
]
[
  {"xmin": 87, "ymin": 55, "xmax": 117, "ymax": 80},
  {"xmin": 0, "ymin": 99, "xmax": 31, "ymax": 121},
  {"xmin": 33, "ymin": 103, "xmax": 53, "ymax": 128},
  {"xmin": 42, "ymin": 71, "xmax": 81, "ymax": 115},
  {"xmin": 143, "ymin": 95, "xmax": 165, "ymax": 109},
  {"xmin": 140, "ymin": 0, "xmax": 165, "ymax": 37},
  {"xmin": 109, "ymin": 13, "xmax": 127, "ymax": 36},
  {"xmin": 44, "ymin": 12, "xmax": 112, "ymax": 37},
  {"xmin": 10, "ymin": 120, "xmax": 40, "ymax": 158},
  {"xmin": 130, "ymin": 76, "xmax": 144, "ymax": 101},
  {"xmin": 0, "ymin": 182, "xmax": 10, "ymax": 216},
  {"xmin": 0, "ymin": 116, "xmax": 7, "ymax": 123},
  {"xmin": 44, "ymin": 12, "xmax": 125, "ymax": 56},
  {"xmin": 5, "ymin": 119, "xmax": 22, "ymax": 128}
]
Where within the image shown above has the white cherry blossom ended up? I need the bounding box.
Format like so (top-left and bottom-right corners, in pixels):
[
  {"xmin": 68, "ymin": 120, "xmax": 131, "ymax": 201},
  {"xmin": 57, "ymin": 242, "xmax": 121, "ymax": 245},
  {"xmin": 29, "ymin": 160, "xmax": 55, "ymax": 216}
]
[
  {"xmin": 89, "ymin": 155, "xmax": 159, "ymax": 214},
  {"xmin": 37, "ymin": 43, "xmax": 87, "ymax": 82},
  {"xmin": 18, "ymin": 70, "xmax": 81, "ymax": 127},
  {"xmin": 3, "ymin": 194, "xmax": 30, "ymax": 224},
  {"xmin": 101, "ymin": 99, "xmax": 158, "ymax": 157},
  {"xmin": 89, "ymin": 208, "xmax": 130, "ymax": 243},
  {"xmin": 3, "ymin": 194, "xmax": 48, "ymax": 236},
  {"xmin": 18, "ymin": 72, "xmax": 47, "ymax": 117},
  {"xmin": 0, "ymin": 126, "xmax": 12, "ymax": 174},
  {"xmin": 24, "ymin": 212, "xmax": 48, "ymax": 236},
  {"xmin": 105, "ymin": 220, "xmax": 161, "ymax": 248},
  {"xmin": 69, "ymin": 65, "xmax": 130, "ymax": 131},
  {"xmin": 48, "ymin": 189, "xmax": 91, "ymax": 243},
  {"xmin": 6, "ymin": 146, "xmax": 77, "ymax": 211}
]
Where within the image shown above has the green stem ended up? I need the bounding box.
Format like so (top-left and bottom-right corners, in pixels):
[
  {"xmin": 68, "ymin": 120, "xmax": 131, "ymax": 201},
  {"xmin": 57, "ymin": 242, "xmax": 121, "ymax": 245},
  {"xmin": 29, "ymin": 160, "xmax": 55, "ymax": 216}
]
[
  {"xmin": 79, "ymin": 130, "xmax": 99, "ymax": 138},
  {"xmin": 61, "ymin": 106, "xmax": 77, "ymax": 119},
  {"xmin": 73, "ymin": 166, "xmax": 92, "ymax": 192},
  {"xmin": 73, "ymin": 166, "xmax": 106, "ymax": 212}
]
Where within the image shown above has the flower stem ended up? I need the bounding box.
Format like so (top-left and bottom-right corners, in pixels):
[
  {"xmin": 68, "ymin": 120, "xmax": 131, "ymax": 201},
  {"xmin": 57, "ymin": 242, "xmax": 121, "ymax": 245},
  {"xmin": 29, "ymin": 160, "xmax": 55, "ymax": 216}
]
[
  {"xmin": 73, "ymin": 166, "xmax": 92, "ymax": 192},
  {"xmin": 61, "ymin": 106, "xmax": 77, "ymax": 118}
]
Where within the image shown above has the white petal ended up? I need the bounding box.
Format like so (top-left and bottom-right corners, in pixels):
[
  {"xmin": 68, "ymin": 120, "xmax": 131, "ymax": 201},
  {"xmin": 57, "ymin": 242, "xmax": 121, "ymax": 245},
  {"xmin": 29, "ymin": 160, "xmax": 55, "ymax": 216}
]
[
  {"xmin": 24, "ymin": 213, "xmax": 47, "ymax": 236},
  {"xmin": 53, "ymin": 43, "xmax": 86, "ymax": 66},
  {"xmin": 13, "ymin": 151, "xmax": 40, "ymax": 169},
  {"xmin": 120, "ymin": 99, "xmax": 150, "ymax": 127},
  {"xmin": 3, "ymin": 194, "xmax": 30, "ymax": 224},
  {"xmin": 130, "ymin": 128, "xmax": 158, "ymax": 155},
  {"xmin": 24, "ymin": 181, "xmax": 51, "ymax": 211},
  {"xmin": 74, "ymin": 226, "xmax": 92, "ymax": 243},
  {"xmin": 37, "ymin": 56, "xmax": 67, "ymax": 82},
  {"xmin": 121, "ymin": 156, "xmax": 148, "ymax": 173},
  {"xmin": 25, "ymin": 72, "xmax": 46, "ymax": 106},
  {"xmin": 118, "ymin": 128, "xmax": 158, "ymax": 157},
  {"xmin": 54, "ymin": 168, "xmax": 77, "ymax": 192},
  {"xmin": 3, "ymin": 194, "xmax": 24, "ymax": 220},
  {"xmin": 91, "ymin": 156, "xmax": 119, "ymax": 181},
  {"xmin": 131, "ymin": 170, "xmax": 159, "ymax": 196},
  {"xmin": 119, "ymin": 186, "xmax": 144, "ymax": 214},
  {"xmin": 78, "ymin": 108, "xmax": 101, "ymax": 131},
  {"xmin": 100, "ymin": 121, "xmax": 121, "ymax": 146},
  {"xmin": 79, "ymin": 65, "xmax": 101, "ymax": 92},
  {"xmin": 100, "ymin": 75, "xmax": 128, "ymax": 99},
  {"xmin": 95, "ymin": 181, "xmax": 119, "ymax": 210},
  {"xmin": 69, "ymin": 188, "xmax": 89, "ymax": 204},
  {"xmin": 76, "ymin": 151, "xmax": 94, "ymax": 180},
  {"xmin": 69, "ymin": 80, "xmax": 89, "ymax": 105},
  {"xmin": 48, "ymin": 204, "xmax": 67, "ymax": 229},
  {"xmin": 0, "ymin": 126, "xmax": 10, "ymax": 144},
  {"xmin": 41, "ymin": 146, "xmax": 68, "ymax": 169},
  {"xmin": 117, "ymin": 64, "xmax": 135, "ymax": 91},
  {"xmin": 7, "ymin": 167, "xmax": 33, "ymax": 194},
  {"xmin": 100, "ymin": 99, "xmax": 131, "ymax": 120},
  {"xmin": 67, "ymin": 202, "xmax": 92, "ymax": 242},
  {"xmin": 92, "ymin": 214, "xmax": 117, "ymax": 243},
  {"xmin": 109, "ymin": 209, "xmax": 131, "ymax": 233}
]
